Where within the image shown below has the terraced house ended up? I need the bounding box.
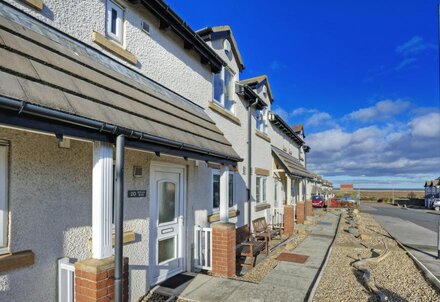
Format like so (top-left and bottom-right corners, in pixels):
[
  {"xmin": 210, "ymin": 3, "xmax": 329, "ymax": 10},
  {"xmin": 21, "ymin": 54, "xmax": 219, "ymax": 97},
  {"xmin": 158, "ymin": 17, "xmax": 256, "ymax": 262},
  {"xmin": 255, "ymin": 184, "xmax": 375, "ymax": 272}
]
[
  {"xmin": 424, "ymin": 177, "xmax": 440, "ymax": 208},
  {"xmin": 0, "ymin": 1, "xmax": 331, "ymax": 301}
]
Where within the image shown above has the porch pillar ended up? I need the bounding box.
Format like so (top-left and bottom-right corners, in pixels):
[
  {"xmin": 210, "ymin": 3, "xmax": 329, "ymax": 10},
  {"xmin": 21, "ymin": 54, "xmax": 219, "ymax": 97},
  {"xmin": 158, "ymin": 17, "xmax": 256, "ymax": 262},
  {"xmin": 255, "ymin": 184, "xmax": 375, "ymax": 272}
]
[
  {"xmin": 219, "ymin": 165, "xmax": 229, "ymax": 222},
  {"xmin": 304, "ymin": 179, "xmax": 308, "ymax": 202},
  {"xmin": 297, "ymin": 202, "xmax": 305, "ymax": 224},
  {"xmin": 212, "ymin": 222, "xmax": 236, "ymax": 278},
  {"xmin": 299, "ymin": 179, "xmax": 304, "ymax": 203},
  {"xmin": 92, "ymin": 141, "xmax": 113, "ymax": 259},
  {"xmin": 286, "ymin": 177, "xmax": 292, "ymax": 205},
  {"xmin": 284, "ymin": 205, "xmax": 294, "ymax": 236}
]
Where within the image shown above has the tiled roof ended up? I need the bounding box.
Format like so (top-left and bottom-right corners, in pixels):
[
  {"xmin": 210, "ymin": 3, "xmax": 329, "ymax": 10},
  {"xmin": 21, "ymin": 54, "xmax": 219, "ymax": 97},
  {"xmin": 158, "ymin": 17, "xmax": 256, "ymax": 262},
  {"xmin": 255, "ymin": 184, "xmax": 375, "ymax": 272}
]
[{"xmin": 0, "ymin": 5, "xmax": 241, "ymax": 163}]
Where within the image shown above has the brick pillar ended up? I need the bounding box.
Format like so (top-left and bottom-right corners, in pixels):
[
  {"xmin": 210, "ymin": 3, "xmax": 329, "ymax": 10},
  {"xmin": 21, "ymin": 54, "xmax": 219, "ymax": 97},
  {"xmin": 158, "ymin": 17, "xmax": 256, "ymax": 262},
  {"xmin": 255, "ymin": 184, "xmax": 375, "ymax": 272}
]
[
  {"xmin": 212, "ymin": 222, "xmax": 236, "ymax": 278},
  {"xmin": 297, "ymin": 202, "xmax": 305, "ymax": 224},
  {"xmin": 283, "ymin": 205, "xmax": 294, "ymax": 236},
  {"xmin": 75, "ymin": 256, "xmax": 129, "ymax": 302},
  {"xmin": 305, "ymin": 200, "xmax": 313, "ymax": 217}
]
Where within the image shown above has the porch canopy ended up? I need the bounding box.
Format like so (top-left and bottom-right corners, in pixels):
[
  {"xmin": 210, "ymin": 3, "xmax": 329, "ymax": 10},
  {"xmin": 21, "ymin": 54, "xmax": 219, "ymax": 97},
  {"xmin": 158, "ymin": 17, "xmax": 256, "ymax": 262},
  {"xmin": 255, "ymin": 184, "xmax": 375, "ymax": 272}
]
[
  {"xmin": 272, "ymin": 146, "xmax": 312, "ymax": 179},
  {"xmin": 0, "ymin": 5, "xmax": 241, "ymax": 165}
]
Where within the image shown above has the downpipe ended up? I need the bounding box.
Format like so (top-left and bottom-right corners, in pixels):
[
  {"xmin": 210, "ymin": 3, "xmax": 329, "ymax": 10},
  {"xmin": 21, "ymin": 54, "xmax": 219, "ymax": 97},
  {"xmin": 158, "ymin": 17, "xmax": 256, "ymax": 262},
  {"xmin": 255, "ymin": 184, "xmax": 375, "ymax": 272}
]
[{"xmin": 114, "ymin": 134, "xmax": 125, "ymax": 302}]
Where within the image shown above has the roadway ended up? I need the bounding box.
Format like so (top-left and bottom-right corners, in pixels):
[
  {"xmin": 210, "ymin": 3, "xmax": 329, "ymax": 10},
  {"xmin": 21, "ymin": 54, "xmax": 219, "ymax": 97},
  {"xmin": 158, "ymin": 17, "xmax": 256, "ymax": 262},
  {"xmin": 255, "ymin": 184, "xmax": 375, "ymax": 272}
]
[{"xmin": 361, "ymin": 202, "xmax": 440, "ymax": 280}]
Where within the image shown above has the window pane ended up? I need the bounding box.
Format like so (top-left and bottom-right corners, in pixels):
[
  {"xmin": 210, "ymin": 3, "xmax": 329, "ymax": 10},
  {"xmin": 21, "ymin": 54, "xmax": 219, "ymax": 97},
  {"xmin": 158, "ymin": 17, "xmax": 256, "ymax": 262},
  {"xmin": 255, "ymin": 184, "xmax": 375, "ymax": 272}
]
[
  {"xmin": 256, "ymin": 177, "xmax": 261, "ymax": 203},
  {"xmin": 257, "ymin": 109, "xmax": 265, "ymax": 132},
  {"xmin": 213, "ymin": 174, "xmax": 220, "ymax": 208},
  {"xmin": 228, "ymin": 174, "xmax": 234, "ymax": 207},
  {"xmin": 225, "ymin": 99, "xmax": 234, "ymax": 113},
  {"xmin": 111, "ymin": 8, "xmax": 117, "ymax": 34},
  {"xmin": 213, "ymin": 73, "xmax": 223, "ymax": 103},
  {"xmin": 158, "ymin": 182, "xmax": 176, "ymax": 224},
  {"xmin": 224, "ymin": 69, "xmax": 234, "ymax": 110},
  {"xmin": 262, "ymin": 178, "xmax": 267, "ymax": 202},
  {"xmin": 274, "ymin": 181, "xmax": 278, "ymax": 207},
  {"xmin": 158, "ymin": 237, "xmax": 175, "ymax": 263}
]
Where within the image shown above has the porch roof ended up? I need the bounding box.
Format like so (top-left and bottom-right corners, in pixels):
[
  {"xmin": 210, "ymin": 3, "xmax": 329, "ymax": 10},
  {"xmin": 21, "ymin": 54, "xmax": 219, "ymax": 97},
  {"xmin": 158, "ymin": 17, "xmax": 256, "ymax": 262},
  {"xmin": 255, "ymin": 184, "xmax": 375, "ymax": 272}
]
[
  {"xmin": 0, "ymin": 5, "xmax": 241, "ymax": 165},
  {"xmin": 272, "ymin": 146, "xmax": 313, "ymax": 179}
]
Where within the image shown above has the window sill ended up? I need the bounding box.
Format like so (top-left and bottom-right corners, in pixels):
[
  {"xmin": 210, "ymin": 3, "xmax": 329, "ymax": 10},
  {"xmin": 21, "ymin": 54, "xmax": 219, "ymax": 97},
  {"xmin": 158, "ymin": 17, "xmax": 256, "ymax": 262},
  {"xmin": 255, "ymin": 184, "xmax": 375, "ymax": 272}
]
[
  {"xmin": 208, "ymin": 209, "xmax": 240, "ymax": 223},
  {"xmin": 208, "ymin": 101, "xmax": 241, "ymax": 125},
  {"xmin": 88, "ymin": 230, "xmax": 137, "ymax": 249},
  {"xmin": 92, "ymin": 31, "xmax": 137, "ymax": 65},
  {"xmin": 255, "ymin": 167, "xmax": 270, "ymax": 177},
  {"xmin": 0, "ymin": 250, "xmax": 35, "ymax": 273},
  {"xmin": 255, "ymin": 203, "xmax": 271, "ymax": 212},
  {"xmin": 255, "ymin": 130, "xmax": 271, "ymax": 143},
  {"xmin": 20, "ymin": 0, "xmax": 43, "ymax": 10}
]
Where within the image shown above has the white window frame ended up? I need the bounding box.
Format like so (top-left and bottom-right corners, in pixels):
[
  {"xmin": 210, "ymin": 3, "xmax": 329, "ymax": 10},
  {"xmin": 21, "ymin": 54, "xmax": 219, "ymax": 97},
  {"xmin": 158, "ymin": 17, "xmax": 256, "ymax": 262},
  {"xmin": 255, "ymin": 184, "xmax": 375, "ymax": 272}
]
[
  {"xmin": 212, "ymin": 67, "xmax": 236, "ymax": 114},
  {"xmin": 106, "ymin": 0, "xmax": 125, "ymax": 44},
  {"xmin": 212, "ymin": 169, "xmax": 235, "ymax": 210},
  {"xmin": 0, "ymin": 143, "xmax": 9, "ymax": 255},
  {"xmin": 256, "ymin": 176, "xmax": 267, "ymax": 203},
  {"xmin": 256, "ymin": 107, "xmax": 268, "ymax": 134},
  {"xmin": 274, "ymin": 179, "xmax": 279, "ymax": 208}
]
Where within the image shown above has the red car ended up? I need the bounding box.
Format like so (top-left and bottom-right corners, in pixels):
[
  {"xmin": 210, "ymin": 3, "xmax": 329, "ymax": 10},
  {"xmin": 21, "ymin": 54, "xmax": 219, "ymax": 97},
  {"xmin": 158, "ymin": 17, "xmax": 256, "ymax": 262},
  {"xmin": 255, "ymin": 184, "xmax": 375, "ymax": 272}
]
[
  {"xmin": 311, "ymin": 195, "xmax": 325, "ymax": 207},
  {"xmin": 329, "ymin": 198, "xmax": 339, "ymax": 207}
]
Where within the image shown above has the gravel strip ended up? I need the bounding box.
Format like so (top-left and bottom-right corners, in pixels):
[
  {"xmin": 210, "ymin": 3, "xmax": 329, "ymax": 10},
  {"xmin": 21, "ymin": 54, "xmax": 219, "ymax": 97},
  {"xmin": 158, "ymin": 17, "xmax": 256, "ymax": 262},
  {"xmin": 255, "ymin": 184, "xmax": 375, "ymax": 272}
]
[
  {"xmin": 313, "ymin": 211, "xmax": 440, "ymax": 302},
  {"xmin": 139, "ymin": 291, "xmax": 170, "ymax": 302},
  {"xmin": 234, "ymin": 233, "xmax": 307, "ymax": 283}
]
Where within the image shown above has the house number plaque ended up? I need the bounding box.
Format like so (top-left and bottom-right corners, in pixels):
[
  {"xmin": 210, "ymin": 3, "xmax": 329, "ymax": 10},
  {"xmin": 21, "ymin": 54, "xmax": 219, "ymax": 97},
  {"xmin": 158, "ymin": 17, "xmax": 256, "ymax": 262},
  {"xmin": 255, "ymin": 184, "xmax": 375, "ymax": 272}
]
[{"xmin": 127, "ymin": 190, "xmax": 146, "ymax": 198}]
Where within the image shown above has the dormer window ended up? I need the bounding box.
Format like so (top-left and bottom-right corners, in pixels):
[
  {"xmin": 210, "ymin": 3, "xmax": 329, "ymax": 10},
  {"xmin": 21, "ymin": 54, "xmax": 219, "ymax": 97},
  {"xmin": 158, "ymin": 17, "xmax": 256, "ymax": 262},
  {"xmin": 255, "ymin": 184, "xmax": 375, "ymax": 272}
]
[
  {"xmin": 106, "ymin": 0, "xmax": 124, "ymax": 44},
  {"xmin": 213, "ymin": 67, "xmax": 235, "ymax": 113},
  {"xmin": 223, "ymin": 39, "xmax": 232, "ymax": 54},
  {"xmin": 262, "ymin": 85, "xmax": 268, "ymax": 98},
  {"xmin": 256, "ymin": 107, "xmax": 268, "ymax": 134}
]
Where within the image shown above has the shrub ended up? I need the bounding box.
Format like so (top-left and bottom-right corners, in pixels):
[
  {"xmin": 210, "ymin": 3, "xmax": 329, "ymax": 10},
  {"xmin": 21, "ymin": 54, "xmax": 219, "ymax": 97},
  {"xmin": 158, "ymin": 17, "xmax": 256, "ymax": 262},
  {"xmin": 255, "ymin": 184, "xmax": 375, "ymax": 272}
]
[{"xmin": 407, "ymin": 192, "xmax": 416, "ymax": 199}]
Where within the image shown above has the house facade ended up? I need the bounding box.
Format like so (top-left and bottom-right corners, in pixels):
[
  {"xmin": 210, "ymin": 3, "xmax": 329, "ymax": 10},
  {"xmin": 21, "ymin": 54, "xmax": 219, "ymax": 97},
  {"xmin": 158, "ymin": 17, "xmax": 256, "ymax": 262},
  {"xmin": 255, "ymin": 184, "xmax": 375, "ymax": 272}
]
[
  {"xmin": 424, "ymin": 177, "xmax": 440, "ymax": 208},
  {"xmin": 0, "ymin": 1, "xmax": 318, "ymax": 301}
]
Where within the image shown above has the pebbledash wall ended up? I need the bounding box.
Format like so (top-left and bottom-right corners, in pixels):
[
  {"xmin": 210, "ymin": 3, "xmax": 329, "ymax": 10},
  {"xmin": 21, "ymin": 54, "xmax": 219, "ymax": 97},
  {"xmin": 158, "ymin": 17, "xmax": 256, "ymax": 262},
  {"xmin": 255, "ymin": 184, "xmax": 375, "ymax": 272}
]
[
  {"xmin": 251, "ymin": 85, "xmax": 274, "ymax": 222},
  {"xmin": 0, "ymin": 126, "xmax": 236, "ymax": 301},
  {"xmin": 203, "ymin": 32, "xmax": 278, "ymax": 228},
  {"xmin": 3, "ymin": 0, "xmax": 212, "ymax": 108}
]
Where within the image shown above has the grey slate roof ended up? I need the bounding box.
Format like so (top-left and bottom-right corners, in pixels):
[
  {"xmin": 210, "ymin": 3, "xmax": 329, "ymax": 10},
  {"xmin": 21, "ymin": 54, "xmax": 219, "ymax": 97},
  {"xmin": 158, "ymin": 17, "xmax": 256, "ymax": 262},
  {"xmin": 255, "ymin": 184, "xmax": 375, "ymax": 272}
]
[
  {"xmin": 272, "ymin": 146, "xmax": 312, "ymax": 179},
  {"xmin": 0, "ymin": 5, "xmax": 241, "ymax": 163}
]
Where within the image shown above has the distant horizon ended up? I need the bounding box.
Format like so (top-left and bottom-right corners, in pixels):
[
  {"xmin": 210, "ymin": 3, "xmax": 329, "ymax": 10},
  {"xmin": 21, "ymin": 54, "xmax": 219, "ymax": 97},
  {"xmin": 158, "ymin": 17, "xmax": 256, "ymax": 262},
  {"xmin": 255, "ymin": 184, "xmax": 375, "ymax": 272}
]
[{"xmin": 334, "ymin": 187, "xmax": 424, "ymax": 191}]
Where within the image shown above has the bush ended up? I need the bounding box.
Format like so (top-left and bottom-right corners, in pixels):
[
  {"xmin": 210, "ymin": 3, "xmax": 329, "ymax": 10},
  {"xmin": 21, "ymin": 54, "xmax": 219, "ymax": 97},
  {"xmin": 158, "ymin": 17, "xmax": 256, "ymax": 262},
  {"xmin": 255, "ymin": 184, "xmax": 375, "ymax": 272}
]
[
  {"xmin": 377, "ymin": 199, "xmax": 383, "ymax": 203},
  {"xmin": 407, "ymin": 192, "xmax": 416, "ymax": 199}
]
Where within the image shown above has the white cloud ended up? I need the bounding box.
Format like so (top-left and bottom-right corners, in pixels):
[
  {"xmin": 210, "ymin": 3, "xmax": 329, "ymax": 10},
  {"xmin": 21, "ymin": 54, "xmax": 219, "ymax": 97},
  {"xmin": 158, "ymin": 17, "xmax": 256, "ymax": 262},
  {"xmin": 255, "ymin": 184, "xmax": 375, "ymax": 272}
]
[
  {"xmin": 345, "ymin": 99, "xmax": 410, "ymax": 122},
  {"xmin": 291, "ymin": 107, "xmax": 318, "ymax": 116},
  {"xmin": 396, "ymin": 36, "xmax": 436, "ymax": 56},
  {"xmin": 410, "ymin": 112, "xmax": 440, "ymax": 138},
  {"xmin": 307, "ymin": 111, "xmax": 440, "ymax": 184},
  {"xmin": 307, "ymin": 128, "xmax": 351, "ymax": 152},
  {"xmin": 271, "ymin": 106, "xmax": 290, "ymax": 121},
  {"xmin": 394, "ymin": 57, "xmax": 417, "ymax": 71},
  {"xmin": 306, "ymin": 112, "xmax": 333, "ymax": 127}
]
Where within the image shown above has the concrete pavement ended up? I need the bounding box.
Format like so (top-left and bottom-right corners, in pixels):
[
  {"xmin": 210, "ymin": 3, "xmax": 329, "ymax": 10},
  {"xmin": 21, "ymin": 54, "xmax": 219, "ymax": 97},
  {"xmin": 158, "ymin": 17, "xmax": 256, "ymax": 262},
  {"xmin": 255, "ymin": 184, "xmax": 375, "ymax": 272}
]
[
  {"xmin": 177, "ymin": 211, "xmax": 341, "ymax": 302},
  {"xmin": 362, "ymin": 203, "xmax": 440, "ymax": 282}
]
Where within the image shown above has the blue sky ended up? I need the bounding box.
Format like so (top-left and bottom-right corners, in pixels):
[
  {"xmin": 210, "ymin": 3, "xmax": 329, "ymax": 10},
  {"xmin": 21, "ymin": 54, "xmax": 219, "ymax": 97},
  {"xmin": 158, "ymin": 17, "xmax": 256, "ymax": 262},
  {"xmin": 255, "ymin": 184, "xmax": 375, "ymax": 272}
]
[{"xmin": 166, "ymin": 0, "xmax": 440, "ymax": 188}]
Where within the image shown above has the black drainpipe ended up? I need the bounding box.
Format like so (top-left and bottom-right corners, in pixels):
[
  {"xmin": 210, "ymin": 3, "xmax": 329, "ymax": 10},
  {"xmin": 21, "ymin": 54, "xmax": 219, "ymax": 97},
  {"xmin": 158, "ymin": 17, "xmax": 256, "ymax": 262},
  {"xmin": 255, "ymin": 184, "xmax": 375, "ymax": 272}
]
[
  {"xmin": 247, "ymin": 98, "xmax": 258, "ymax": 231},
  {"xmin": 114, "ymin": 134, "xmax": 125, "ymax": 302}
]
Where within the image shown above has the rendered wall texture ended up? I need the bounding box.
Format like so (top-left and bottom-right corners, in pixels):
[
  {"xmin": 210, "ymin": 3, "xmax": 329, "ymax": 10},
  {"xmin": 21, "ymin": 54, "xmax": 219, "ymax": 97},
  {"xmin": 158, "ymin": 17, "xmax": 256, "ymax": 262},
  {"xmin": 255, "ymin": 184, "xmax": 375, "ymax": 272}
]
[
  {"xmin": 4, "ymin": 0, "xmax": 212, "ymax": 107},
  {"xmin": 0, "ymin": 127, "xmax": 225, "ymax": 301},
  {"xmin": 0, "ymin": 128, "xmax": 93, "ymax": 301}
]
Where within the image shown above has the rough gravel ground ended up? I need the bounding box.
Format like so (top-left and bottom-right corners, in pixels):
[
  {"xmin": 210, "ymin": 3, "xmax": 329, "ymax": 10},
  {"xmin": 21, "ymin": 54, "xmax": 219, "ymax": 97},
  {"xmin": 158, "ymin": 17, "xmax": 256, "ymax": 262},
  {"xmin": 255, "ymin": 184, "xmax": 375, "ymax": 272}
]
[
  {"xmin": 313, "ymin": 211, "xmax": 440, "ymax": 302},
  {"xmin": 138, "ymin": 291, "xmax": 170, "ymax": 302},
  {"xmin": 234, "ymin": 233, "xmax": 307, "ymax": 283}
]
